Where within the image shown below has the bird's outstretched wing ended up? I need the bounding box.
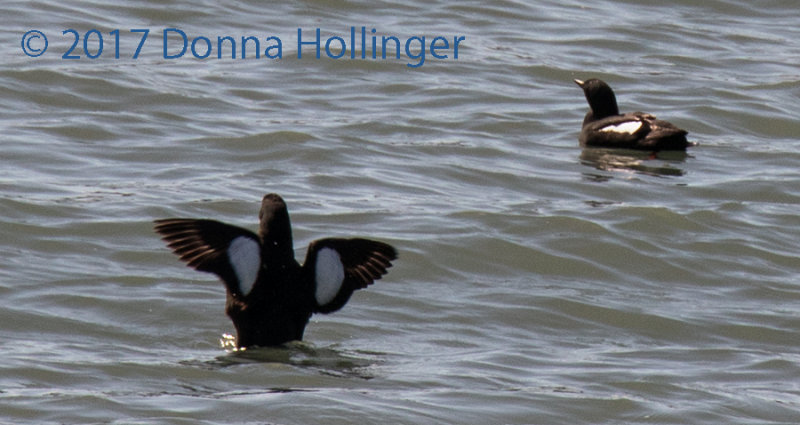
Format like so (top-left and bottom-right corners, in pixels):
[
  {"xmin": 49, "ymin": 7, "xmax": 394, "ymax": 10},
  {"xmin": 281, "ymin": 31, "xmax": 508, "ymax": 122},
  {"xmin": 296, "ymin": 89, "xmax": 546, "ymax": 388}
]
[
  {"xmin": 302, "ymin": 238, "xmax": 397, "ymax": 313},
  {"xmin": 154, "ymin": 218, "xmax": 261, "ymax": 297}
]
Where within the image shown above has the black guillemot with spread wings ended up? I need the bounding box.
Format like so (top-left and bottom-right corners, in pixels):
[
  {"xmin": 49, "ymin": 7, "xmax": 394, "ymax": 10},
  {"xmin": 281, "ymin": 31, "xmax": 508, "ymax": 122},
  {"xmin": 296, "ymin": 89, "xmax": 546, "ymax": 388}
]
[{"xmin": 154, "ymin": 193, "xmax": 397, "ymax": 348}]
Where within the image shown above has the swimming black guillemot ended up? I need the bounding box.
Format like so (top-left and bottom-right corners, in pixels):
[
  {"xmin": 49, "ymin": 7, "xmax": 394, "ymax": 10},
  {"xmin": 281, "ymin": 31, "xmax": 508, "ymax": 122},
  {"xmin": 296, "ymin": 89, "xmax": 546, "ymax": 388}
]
[
  {"xmin": 154, "ymin": 193, "xmax": 397, "ymax": 349},
  {"xmin": 574, "ymin": 78, "xmax": 689, "ymax": 151}
]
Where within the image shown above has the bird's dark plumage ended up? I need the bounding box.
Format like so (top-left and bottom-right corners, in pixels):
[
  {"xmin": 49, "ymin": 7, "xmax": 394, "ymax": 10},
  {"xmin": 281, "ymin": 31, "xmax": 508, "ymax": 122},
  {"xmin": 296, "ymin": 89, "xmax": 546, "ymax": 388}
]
[
  {"xmin": 154, "ymin": 193, "xmax": 397, "ymax": 348},
  {"xmin": 574, "ymin": 78, "xmax": 689, "ymax": 151}
]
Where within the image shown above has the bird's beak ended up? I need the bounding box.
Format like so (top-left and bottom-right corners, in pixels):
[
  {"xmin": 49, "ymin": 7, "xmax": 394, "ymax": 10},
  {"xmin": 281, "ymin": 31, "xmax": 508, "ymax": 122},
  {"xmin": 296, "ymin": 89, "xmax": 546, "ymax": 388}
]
[{"xmin": 573, "ymin": 79, "xmax": 584, "ymax": 87}]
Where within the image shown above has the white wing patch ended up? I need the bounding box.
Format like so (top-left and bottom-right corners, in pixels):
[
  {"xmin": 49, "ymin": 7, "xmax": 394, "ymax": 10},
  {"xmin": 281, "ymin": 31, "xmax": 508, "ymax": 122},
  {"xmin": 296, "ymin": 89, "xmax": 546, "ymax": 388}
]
[
  {"xmin": 600, "ymin": 120, "xmax": 642, "ymax": 134},
  {"xmin": 227, "ymin": 236, "xmax": 261, "ymax": 295},
  {"xmin": 314, "ymin": 247, "xmax": 345, "ymax": 306}
]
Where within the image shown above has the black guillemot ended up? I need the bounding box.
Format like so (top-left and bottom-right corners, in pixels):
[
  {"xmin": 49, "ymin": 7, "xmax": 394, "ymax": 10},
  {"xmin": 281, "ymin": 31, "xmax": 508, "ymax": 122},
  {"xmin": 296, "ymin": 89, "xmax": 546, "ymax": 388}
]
[
  {"xmin": 154, "ymin": 193, "xmax": 397, "ymax": 349},
  {"xmin": 574, "ymin": 78, "xmax": 689, "ymax": 151}
]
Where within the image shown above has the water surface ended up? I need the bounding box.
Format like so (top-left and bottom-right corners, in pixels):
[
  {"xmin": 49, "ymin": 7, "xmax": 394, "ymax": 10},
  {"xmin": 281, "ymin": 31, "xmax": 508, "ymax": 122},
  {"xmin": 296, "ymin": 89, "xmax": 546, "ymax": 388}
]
[{"xmin": 2, "ymin": 1, "xmax": 800, "ymax": 424}]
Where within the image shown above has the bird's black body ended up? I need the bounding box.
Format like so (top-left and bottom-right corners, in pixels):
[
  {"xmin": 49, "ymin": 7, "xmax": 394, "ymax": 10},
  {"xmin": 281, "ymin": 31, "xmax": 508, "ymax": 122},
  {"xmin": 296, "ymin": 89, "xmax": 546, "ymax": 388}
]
[
  {"xmin": 154, "ymin": 194, "xmax": 397, "ymax": 348},
  {"xmin": 574, "ymin": 78, "xmax": 689, "ymax": 151}
]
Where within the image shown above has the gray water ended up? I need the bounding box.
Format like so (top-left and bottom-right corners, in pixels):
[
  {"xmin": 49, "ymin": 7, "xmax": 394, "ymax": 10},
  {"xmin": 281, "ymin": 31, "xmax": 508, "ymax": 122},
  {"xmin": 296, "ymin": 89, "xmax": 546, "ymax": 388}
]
[{"xmin": 2, "ymin": 1, "xmax": 800, "ymax": 424}]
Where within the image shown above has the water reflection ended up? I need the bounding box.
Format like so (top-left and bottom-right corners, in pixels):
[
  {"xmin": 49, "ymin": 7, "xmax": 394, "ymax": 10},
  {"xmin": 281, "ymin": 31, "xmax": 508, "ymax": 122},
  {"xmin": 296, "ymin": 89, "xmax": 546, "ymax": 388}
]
[
  {"xmin": 579, "ymin": 147, "xmax": 689, "ymax": 179},
  {"xmin": 182, "ymin": 336, "xmax": 384, "ymax": 380}
]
